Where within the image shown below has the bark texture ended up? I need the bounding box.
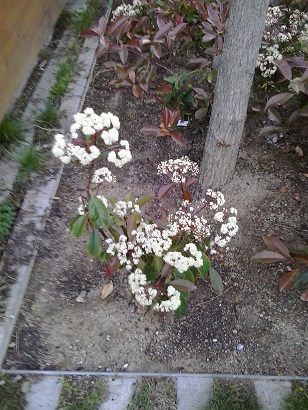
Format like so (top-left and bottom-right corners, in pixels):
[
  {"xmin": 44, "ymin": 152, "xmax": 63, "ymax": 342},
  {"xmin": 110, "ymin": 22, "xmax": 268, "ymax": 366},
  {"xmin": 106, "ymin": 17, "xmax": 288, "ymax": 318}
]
[{"xmin": 199, "ymin": 0, "xmax": 269, "ymax": 190}]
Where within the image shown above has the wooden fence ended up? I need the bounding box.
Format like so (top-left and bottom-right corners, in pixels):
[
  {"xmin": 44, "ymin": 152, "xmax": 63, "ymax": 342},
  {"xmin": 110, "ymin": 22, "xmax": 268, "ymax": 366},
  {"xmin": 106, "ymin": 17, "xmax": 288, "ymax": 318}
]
[{"xmin": 0, "ymin": 0, "xmax": 65, "ymax": 121}]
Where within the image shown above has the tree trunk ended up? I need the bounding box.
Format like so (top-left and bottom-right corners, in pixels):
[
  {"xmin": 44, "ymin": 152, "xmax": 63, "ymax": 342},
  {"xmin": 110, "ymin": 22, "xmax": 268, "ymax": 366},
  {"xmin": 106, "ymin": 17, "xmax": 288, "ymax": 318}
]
[{"xmin": 199, "ymin": 0, "xmax": 269, "ymax": 191}]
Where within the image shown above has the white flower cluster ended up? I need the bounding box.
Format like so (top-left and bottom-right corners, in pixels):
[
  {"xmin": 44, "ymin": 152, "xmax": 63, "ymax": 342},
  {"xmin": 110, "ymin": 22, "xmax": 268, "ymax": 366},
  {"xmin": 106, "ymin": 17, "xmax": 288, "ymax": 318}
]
[
  {"xmin": 209, "ymin": 208, "xmax": 238, "ymax": 255},
  {"xmin": 112, "ymin": 200, "xmax": 140, "ymax": 218},
  {"xmin": 72, "ymin": 107, "xmax": 120, "ymax": 138},
  {"xmin": 92, "ymin": 167, "xmax": 115, "ymax": 183},
  {"xmin": 256, "ymin": 44, "xmax": 282, "ymax": 78},
  {"xmin": 112, "ymin": 0, "xmax": 143, "ymax": 20},
  {"xmin": 164, "ymin": 243, "xmax": 203, "ymax": 273},
  {"xmin": 128, "ymin": 269, "xmax": 181, "ymax": 312},
  {"xmin": 289, "ymin": 10, "xmax": 308, "ymax": 33},
  {"xmin": 168, "ymin": 201, "xmax": 210, "ymax": 242},
  {"xmin": 52, "ymin": 133, "xmax": 101, "ymax": 165},
  {"xmin": 128, "ymin": 269, "xmax": 158, "ymax": 306},
  {"xmin": 157, "ymin": 156, "xmax": 199, "ymax": 183},
  {"xmin": 266, "ymin": 6, "xmax": 282, "ymax": 27},
  {"xmin": 154, "ymin": 286, "xmax": 181, "ymax": 312},
  {"xmin": 204, "ymin": 189, "xmax": 225, "ymax": 210},
  {"xmin": 107, "ymin": 140, "xmax": 132, "ymax": 168},
  {"xmin": 51, "ymin": 108, "xmax": 130, "ymax": 166}
]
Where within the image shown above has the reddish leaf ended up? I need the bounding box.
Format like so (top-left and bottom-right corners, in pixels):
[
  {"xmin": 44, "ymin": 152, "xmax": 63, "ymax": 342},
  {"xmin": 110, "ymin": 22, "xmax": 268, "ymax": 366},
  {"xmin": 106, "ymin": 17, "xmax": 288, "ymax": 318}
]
[
  {"xmin": 169, "ymin": 279, "xmax": 197, "ymax": 292},
  {"xmin": 182, "ymin": 189, "xmax": 192, "ymax": 202},
  {"xmin": 107, "ymin": 15, "xmax": 129, "ymax": 36},
  {"xmin": 150, "ymin": 44, "xmax": 162, "ymax": 59},
  {"xmin": 279, "ymin": 269, "xmax": 300, "ymax": 292},
  {"xmin": 169, "ymin": 109, "xmax": 181, "ymax": 127},
  {"xmin": 185, "ymin": 177, "xmax": 199, "ymax": 188},
  {"xmin": 160, "ymin": 262, "xmax": 173, "ymax": 278},
  {"xmin": 170, "ymin": 22, "xmax": 187, "ymax": 38},
  {"xmin": 154, "ymin": 20, "xmax": 173, "ymax": 41},
  {"xmin": 153, "ymin": 83, "xmax": 172, "ymax": 95},
  {"xmin": 294, "ymin": 254, "xmax": 308, "ymax": 264},
  {"xmin": 202, "ymin": 33, "xmax": 216, "ymax": 42},
  {"xmin": 274, "ymin": 60, "xmax": 292, "ymax": 80},
  {"xmin": 300, "ymin": 290, "xmax": 308, "ymax": 301},
  {"xmin": 287, "ymin": 56, "xmax": 308, "ymax": 68},
  {"xmin": 126, "ymin": 214, "xmax": 137, "ymax": 240},
  {"xmin": 162, "ymin": 107, "xmax": 171, "ymax": 128},
  {"xmin": 79, "ymin": 28, "xmax": 100, "ymax": 37},
  {"xmin": 105, "ymin": 256, "xmax": 120, "ymax": 277},
  {"xmin": 140, "ymin": 126, "xmax": 164, "ymax": 136},
  {"xmin": 265, "ymin": 93, "xmax": 294, "ymax": 110},
  {"xmin": 132, "ymin": 84, "xmax": 143, "ymax": 98},
  {"xmin": 169, "ymin": 130, "xmax": 187, "ymax": 145},
  {"xmin": 157, "ymin": 183, "xmax": 174, "ymax": 200},
  {"xmin": 187, "ymin": 58, "xmax": 210, "ymax": 69},
  {"xmin": 207, "ymin": 7, "xmax": 223, "ymax": 30},
  {"xmin": 301, "ymin": 68, "xmax": 308, "ymax": 82},
  {"xmin": 262, "ymin": 236, "xmax": 291, "ymax": 259},
  {"xmin": 119, "ymin": 47, "xmax": 129, "ymax": 65},
  {"xmin": 251, "ymin": 251, "xmax": 286, "ymax": 263}
]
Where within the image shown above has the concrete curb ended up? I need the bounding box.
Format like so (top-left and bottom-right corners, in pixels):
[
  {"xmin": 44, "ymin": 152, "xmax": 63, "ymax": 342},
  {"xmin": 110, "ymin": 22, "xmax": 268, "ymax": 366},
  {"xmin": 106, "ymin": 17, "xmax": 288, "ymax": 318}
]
[{"xmin": 0, "ymin": 30, "xmax": 98, "ymax": 369}]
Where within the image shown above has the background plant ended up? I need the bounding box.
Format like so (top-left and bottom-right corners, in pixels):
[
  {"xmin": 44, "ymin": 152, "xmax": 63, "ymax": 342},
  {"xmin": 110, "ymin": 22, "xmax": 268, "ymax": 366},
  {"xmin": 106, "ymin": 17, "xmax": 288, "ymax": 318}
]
[{"xmin": 252, "ymin": 235, "xmax": 308, "ymax": 302}]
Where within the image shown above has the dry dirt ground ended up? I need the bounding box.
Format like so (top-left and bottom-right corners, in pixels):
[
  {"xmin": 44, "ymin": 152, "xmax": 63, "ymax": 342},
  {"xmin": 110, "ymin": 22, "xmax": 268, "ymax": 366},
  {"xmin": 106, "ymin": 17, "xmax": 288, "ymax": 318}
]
[{"xmin": 4, "ymin": 43, "xmax": 308, "ymax": 376}]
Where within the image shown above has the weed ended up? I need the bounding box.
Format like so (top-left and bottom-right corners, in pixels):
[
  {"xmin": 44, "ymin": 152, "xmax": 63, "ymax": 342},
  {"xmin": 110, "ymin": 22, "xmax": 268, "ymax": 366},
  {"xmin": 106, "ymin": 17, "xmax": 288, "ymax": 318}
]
[
  {"xmin": 17, "ymin": 146, "xmax": 42, "ymax": 173},
  {"xmin": 129, "ymin": 378, "xmax": 177, "ymax": 410},
  {"xmin": 58, "ymin": 6, "xmax": 75, "ymax": 30},
  {"xmin": 71, "ymin": 0, "xmax": 101, "ymax": 35},
  {"xmin": 0, "ymin": 373, "xmax": 25, "ymax": 410},
  {"xmin": 0, "ymin": 199, "xmax": 17, "ymax": 241},
  {"xmin": 35, "ymin": 100, "xmax": 60, "ymax": 127},
  {"xmin": 0, "ymin": 115, "xmax": 24, "ymax": 152},
  {"xmin": 204, "ymin": 381, "xmax": 260, "ymax": 410},
  {"xmin": 58, "ymin": 377, "xmax": 106, "ymax": 410},
  {"xmin": 50, "ymin": 58, "xmax": 76, "ymax": 101},
  {"xmin": 284, "ymin": 383, "xmax": 308, "ymax": 410}
]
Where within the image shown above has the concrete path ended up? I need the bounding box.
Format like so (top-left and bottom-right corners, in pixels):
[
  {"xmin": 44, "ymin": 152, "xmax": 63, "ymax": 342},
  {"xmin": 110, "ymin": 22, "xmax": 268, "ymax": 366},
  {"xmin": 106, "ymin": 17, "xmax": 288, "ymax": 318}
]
[{"xmin": 21, "ymin": 374, "xmax": 298, "ymax": 410}]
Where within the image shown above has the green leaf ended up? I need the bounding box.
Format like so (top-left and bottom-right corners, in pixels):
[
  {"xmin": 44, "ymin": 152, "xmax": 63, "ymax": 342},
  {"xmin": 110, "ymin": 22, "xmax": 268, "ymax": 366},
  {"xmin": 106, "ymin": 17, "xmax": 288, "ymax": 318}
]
[
  {"xmin": 144, "ymin": 263, "xmax": 160, "ymax": 281},
  {"xmin": 70, "ymin": 214, "xmax": 87, "ymax": 238},
  {"xmin": 294, "ymin": 271, "xmax": 308, "ymax": 288},
  {"xmin": 135, "ymin": 194, "xmax": 154, "ymax": 207},
  {"xmin": 185, "ymin": 269, "xmax": 195, "ymax": 283},
  {"xmin": 197, "ymin": 253, "xmax": 211, "ymax": 279},
  {"xmin": 173, "ymin": 293, "xmax": 188, "ymax": 317},
  {"xmin": 86, "ymin": 229, "xmax": 102, "ymax": 257},
  {"xmin": 97, "ymin": 251, "xmax": 112, "ymax": 262},
  {"xmin": 89, "ymin": 196, "xmax": 111, "ymax": 228},
  {"xmin": 153, "ymin": 255, "xmax": 163, "ymax": 273},
  {"xmin": 209, "ymin": 267, "xmax": 223, "ymax": 294}
]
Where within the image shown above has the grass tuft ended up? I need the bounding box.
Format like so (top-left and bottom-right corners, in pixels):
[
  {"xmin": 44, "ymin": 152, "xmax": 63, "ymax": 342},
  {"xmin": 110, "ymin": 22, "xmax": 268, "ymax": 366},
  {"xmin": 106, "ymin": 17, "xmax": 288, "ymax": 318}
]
[
  {"xmin": 58, "ymin": 377, "xmax": 106, "ymax": 410},
  {"xmin": 0, "ymin": 374, "xmax": 25, "ymax": 410},
  {"xmin": 0, "ymin": 115, "xmax": 24, "ymax": 152},
  {"xmin": 204, "ymin": 381, "xmax": 260, "ymax": 410},
  {"xmin": 71, "ymin": 0, "xmax": 101, "ymax": 35},
  {"xmin": 35, "ymin": 100, "xmax": 60, "ymax": 127},
  {"xmin": 0, "ymin": 199, "xmax": 17, "ymax": 241},
  {"xmin": 284, "ymin": 383, "xmax": 308, "ymax": 410}
]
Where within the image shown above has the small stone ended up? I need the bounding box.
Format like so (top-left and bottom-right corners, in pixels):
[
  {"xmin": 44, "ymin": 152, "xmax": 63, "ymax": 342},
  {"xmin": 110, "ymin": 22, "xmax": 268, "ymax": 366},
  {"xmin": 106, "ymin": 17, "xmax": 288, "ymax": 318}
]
[
  {"xmin": 213, "ymin": 339, "xmax": 218, "ymax": 342},
  {"xmin": 21, "ymin": 381, "xmax": 30, "ymax": 393},
  {"xmin": 76, "ymin": 291, "xmax": 87, "ymax": 303},
  {"xmin": 232, "ymin": 329, "xmax": 238, "ymax": 334},
  {"xmin": 123, "ymin": 363, "xmax": 128, "ymax": 369},
  {"xmin": 9, "ymin": 342, "xmax": 16, "ymax": 348},
  {"xmin": 237, "ymin": 343, "xmax": 244, "ymax": 351}
]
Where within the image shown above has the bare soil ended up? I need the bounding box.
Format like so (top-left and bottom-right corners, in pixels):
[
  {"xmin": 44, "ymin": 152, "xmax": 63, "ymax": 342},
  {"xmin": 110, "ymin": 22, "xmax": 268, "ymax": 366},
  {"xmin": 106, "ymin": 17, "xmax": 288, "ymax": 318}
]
[{"xmin": 4, "ymin": 41, "xmax": 308, "ymax": 376}]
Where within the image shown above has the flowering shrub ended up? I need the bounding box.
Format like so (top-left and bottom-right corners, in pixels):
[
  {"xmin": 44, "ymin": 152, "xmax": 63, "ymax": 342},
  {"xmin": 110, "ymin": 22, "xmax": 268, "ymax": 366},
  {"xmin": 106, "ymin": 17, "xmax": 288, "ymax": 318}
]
[
  {"xmin": 256, "ymin": 5, "xmax": 308, "ymax": 78},
  {"xmin": 52, "ymin": 108, "xmax": 239, "ymax": 318}
]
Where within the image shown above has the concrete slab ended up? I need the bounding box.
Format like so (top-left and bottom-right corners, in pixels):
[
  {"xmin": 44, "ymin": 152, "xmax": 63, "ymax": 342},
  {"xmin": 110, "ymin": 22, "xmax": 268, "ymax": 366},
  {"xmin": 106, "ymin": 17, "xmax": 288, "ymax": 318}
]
[
  {"xmin": 177, "ymin": 376, "xmax": 214, "ymax": 410},
  {"xmin": 99, "ymin": 377, "xmax": 137, "ymax": 410},
  {"xmin": 24, "ymin": 376, "xmax": 63, "ymax": 410},
  {"xmin": 254, "ymin": 380, "xmax": 292, "ymax": 410}
]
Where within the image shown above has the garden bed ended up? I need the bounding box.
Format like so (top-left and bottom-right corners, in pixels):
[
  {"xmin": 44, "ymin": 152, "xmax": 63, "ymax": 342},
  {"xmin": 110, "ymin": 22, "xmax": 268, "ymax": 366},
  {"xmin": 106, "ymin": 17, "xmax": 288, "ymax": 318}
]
[{"xmin": 3, "ymin": 55, "xmax": 308, "ymax": 375}]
